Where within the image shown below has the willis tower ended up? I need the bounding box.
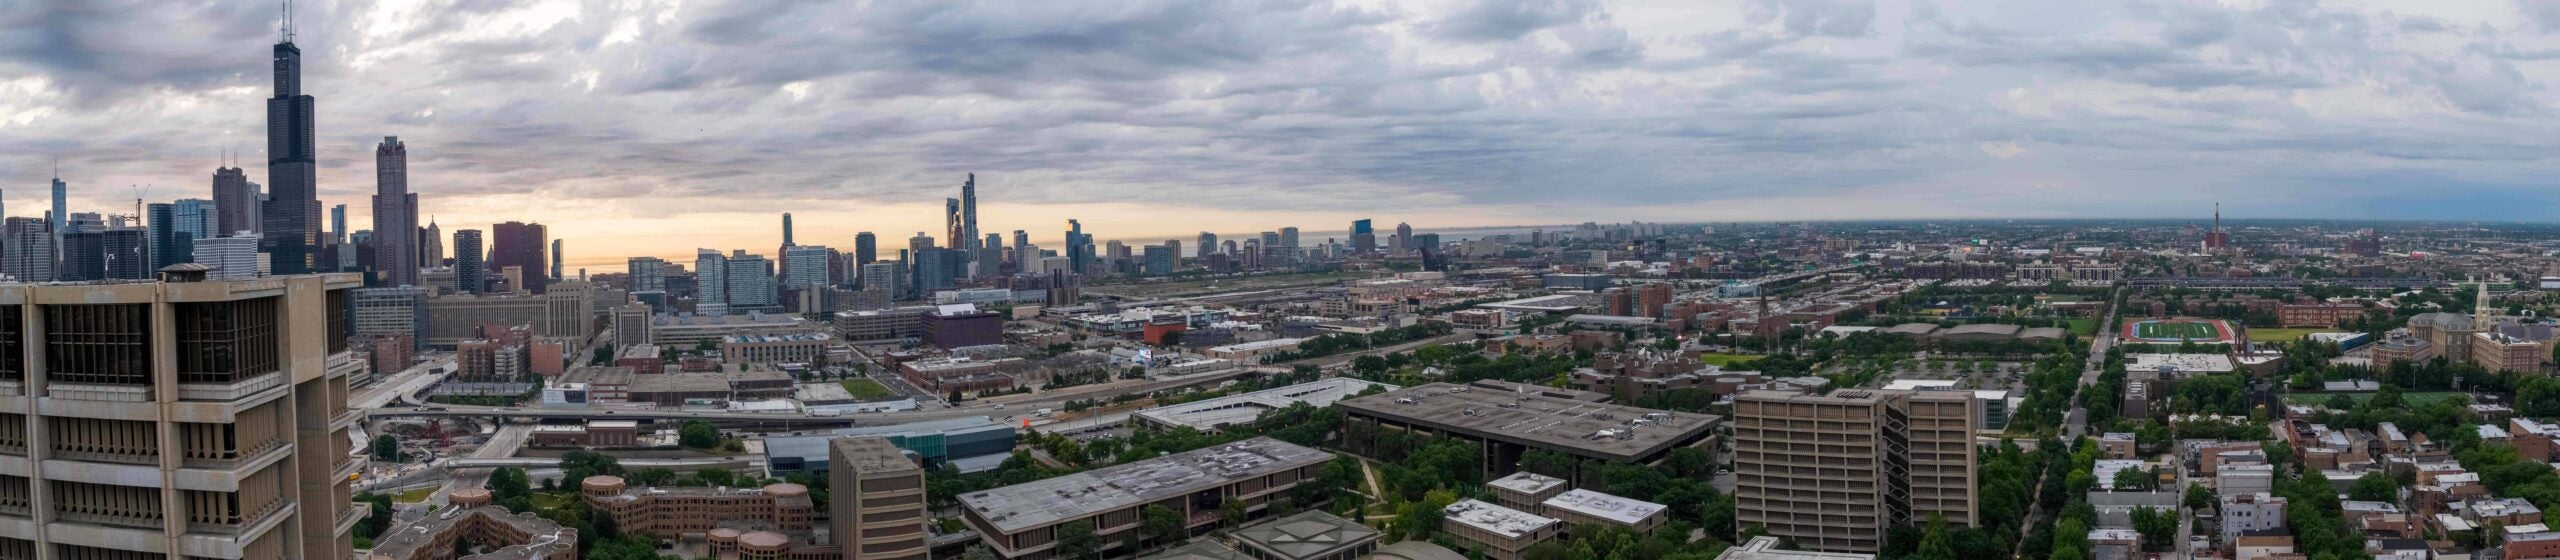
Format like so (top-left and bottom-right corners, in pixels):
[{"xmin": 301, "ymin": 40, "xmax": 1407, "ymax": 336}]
[{"xmin": 262, "ymin": 3, "xmax": 321, "ymax": 273}]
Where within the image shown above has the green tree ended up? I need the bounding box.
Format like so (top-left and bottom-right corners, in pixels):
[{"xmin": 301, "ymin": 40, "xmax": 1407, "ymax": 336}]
[
  {"xmin": 2184, "ymin": 483, "xmax": 2214, "ymax": 511},
  {"xmin": 371, "ymin": 435, "xmax": 402, "ymax": 462},
  {"xmin": 1911, "ymin": 514, "xmax": 1957, "ymax": 560},
  {"xmin": 2129, "ymin": 506, "xmax": 2176, "ymax": 551},
  {"xmin": 1518, "ymin": 449, "xmax": 1576, "ymax": 479},
  {"xmin": 1221, "ymin": 496, "xmax": 1248, "ymax": 528},
  {"xmin": 2111, "ymin": 467, "xmax": 2149, "ymax": 492},
  {"xmin": 561, "ymin": 451, "xmax": 625, "ymax": 484},
  {"xmin": 629, "ymin": 467, "xmax": 678, "ymax": 487},
  {"xmin": 1142, "ymin": 505, "xmax": 1184, "ymax": 550},
  {"xmin": 1056, "ymin": 520, "xmax": 1101, "ymax": 560},
  {"xmin": 2350, "ymin": 471, "xmax": 2398, "ymax": 502},
  {"xmin": 679, "ymin": 420, "xmax": 720, "ymax": 449},
  {"xmin": 490, "ymin": 467, "xmax": 534, "ymax": 513}
]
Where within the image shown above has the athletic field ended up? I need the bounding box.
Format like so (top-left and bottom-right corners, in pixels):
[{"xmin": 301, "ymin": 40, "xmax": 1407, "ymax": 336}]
[{"xmin": 2121, "ymin": 319, "xmax": 2237, "ymax": 344}]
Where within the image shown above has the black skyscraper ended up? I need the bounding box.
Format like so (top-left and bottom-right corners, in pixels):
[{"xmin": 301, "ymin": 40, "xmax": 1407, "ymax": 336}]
[
  {"xmin": 261, "ymin": 20, "xmax": 320, "ymax": 273},
  {"xmin": 453, "ymin": 229, "xmax": 484, "ymax": 294}
]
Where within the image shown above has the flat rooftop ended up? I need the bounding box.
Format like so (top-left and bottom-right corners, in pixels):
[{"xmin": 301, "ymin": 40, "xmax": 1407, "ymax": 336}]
[
  {"xmin": 1478, "ymin": 294, "xmax": 1589, "ymax": 312},
  {"xmin": 1131, "ymin": 378, "xmax": 1398, "ymax": 431},
  {"xmin": 371, "ymin": 505, "xmax": 575, "ymax": 560},
  {"xmin": 1487, "ymin": 472, "xmax": 1568, "ymax": 496},
  {"xmin": 1713, "ymin": 536, "xmax": 1878, "ymax": 560},
  {"xmin": 1442, "ymin": 499, "xmax": 1556, "ymax": 539},
  {"xmin": 1541, "ymin": 489, "xmax": 1665, "ymax": 525},
  {"xmin": 1338, "ymin": 382, "xmax": 1718, "ymax": 462},
  {"xmin": 960, "ymin": 437, "xmax": 1333, "ymax": 534}
]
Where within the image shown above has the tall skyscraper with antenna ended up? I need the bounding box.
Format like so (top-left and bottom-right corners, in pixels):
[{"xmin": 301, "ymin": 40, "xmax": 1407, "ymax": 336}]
[
  {"xmin": 261, "ymin": 0, "xmax": 321, "ymax": 273},
  {"xmin": 212, "ymin": 152, "xmax": 257, "ymax": 236},
  {"xmin": 961, "ymin": 173, "xmax": 979, "ymax": 251}
]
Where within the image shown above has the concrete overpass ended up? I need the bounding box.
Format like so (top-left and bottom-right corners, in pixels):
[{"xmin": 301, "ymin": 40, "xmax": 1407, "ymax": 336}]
[{"xmin": 444, "ymin": 457, "xmax": 754, "ymax": 470}]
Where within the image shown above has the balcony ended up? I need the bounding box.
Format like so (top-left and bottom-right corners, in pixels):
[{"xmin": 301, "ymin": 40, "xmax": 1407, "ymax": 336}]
[
  {"xmin": 186, "ymin": 499, "xmax": 287, "ymax": 536},
  {"xmin": 181, "ymin": 435, "xmax": 289, "ymax": 471},
  {"xmin": 326, "ymin": 352, "xmax": 363, "ymax": 380},
  {"xmin": 329, "ymin": 410, "xmax": 362, "ymax": 432},
  {"xmin": 0, "ymin": 381, "xmax": 19, "ymax": 398},
  {"xmin": 56, "ymin": 509, "xmax": 163, "ymax": 531},
  {"xmin": 177, "ymin": 371, "xmax": 282, "ymax": 403},
  {"xmin": 333, "ymin": 456, "xmax": 365, "ymax": 481},
  {"xmin": 333, "ymin": 502, "xmax": 365, "ymax": 536}
]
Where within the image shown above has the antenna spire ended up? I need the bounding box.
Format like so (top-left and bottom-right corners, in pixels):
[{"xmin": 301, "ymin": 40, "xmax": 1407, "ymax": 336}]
[{"xmin": 280, "ymin": 0, "xmax": 295, "ymax": 43}]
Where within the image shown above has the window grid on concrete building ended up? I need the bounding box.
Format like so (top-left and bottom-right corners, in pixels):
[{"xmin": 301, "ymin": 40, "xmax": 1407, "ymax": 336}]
[
  {"xmin": 42, "ymin": 304, "xmax": 150, "ymax": 386},
  {"xmin": 0, "ymin": 537, "xmax": 27, "ymax": 560},
  {"xmin": 0, "ymin": 306, "xmax": 20, "ymax": 382},
  {"xmin": 49, "ymin": 480, "xmax": 164, "ymax": 529},
  {"xmin": 175, "ymin": 298, "xmax": 281, "ymax": 385},
  {"xmin": 46, "ymin": 417, "xmax": 157, "ymax": 465},
  {"xmin": 179, "ymin": 401, "xmax": 284, "ymax": 468},
  {"xmin": 183, "ymin": 463, "xmax": 285, "ymax": 532},
  {"xmin": 53, "ymin": 543, "xmax": 158, "ymax": 560},
  {"xmin": 0, "ymin": 414, "xmax": 25, "ymax": 455},
  {"xmin": 0, "ymin": 476, "xmax": 29, "ymax": 517}
]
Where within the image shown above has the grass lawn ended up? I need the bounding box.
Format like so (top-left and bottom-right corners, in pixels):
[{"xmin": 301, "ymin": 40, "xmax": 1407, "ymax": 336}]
[
  {"xmin": 1698, "ymin": 353, "xmax": 1757, "ymax": 366},
  {"xmin": 392, "ymin": 488, "xmax": 435, "ymax": 503},
  {"xmin": 2066, "ymin": 318, "xmax": 2099, "ymax": 336},
  {"xmin": 2246, "ymin": 327, "xmax": 2331, "ymax": 343},
  {"xmin": 530, "ymin": 493, "xmax": 572, "ymax": 512},
  {"xmin": 841, "ymin": 378, "xmax": 895, "ymax": 400},
  {"xmin": 2283, "ymin": 391, "xmax": 2464, "ymax": 406}
]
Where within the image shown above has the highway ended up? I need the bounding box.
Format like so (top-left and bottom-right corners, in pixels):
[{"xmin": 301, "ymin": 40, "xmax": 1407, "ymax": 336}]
[
  {"xmin": 431, "ymin": 423, "xmax": 533, "ymax": 506},
  {"xmin": 351, "ymin": 354, "xmax": 455, "ymax": 410}
]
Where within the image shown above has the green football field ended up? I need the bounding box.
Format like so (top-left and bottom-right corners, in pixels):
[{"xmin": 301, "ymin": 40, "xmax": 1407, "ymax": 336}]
[{"xmin": 2137, "ymin": 321, "xmax": 2219, "ymax": 340}]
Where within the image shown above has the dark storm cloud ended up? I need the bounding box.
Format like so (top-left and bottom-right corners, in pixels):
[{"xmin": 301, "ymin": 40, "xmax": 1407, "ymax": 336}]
[{"xmin": 0, "ymin": 0, "xmax": 2556, "ymax": 227}]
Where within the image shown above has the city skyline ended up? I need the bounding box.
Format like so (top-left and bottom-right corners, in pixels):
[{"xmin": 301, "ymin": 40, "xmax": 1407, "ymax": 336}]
[{"xmin": 6, "ymin": 1, "xmax": 2560, "ymax": 268}]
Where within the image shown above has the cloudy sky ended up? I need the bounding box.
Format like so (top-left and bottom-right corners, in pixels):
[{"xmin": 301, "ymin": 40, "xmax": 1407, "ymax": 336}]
[{"xmin": 4, "ymin": 0, "xmax": 2559, "ymax": 267}]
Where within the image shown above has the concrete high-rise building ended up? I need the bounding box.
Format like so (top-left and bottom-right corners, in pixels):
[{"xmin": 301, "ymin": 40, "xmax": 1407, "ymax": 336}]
[
  {"xmin": 1197, "ymin": 232, "xmax": 1217, "ymax": 258},
  {"xmin": 1, "ymin": 217, "xmax": 51, "ymax": 282},
  {"xmin": 212, "ymin": 164, "xmax": 256, "ymax": 236},
  {"xmin": 860, "ymin": 262, "xmax": 902, "ymax": 296},
  {"xmin": 489, "ymin": 221, "xmax": 547, "ymax": 293},
  {"xmin": 781, "ymin": 212, "xmax": 794, "ymax": 247},
  {"xmin": 172, "ymin": 198, "xmax": 217, "ymax": 240},
  {"xmin": 452, "ymin": 229, "xmax": 485, "ymax": 294},
  {"xmin": 959, "ymin": 174, "xmax": 979, "ymax": 252},
  {"xmin": 0, "ymin": 272, "xmax": 364, "ymax": 560},
  {"xmin": 1280, "ymin": 226, "xmax": 1299, "ymax": 248},
  {"xmin": 854, "ymin": 232, "xmax": 878, "ymax": 266},
  {"xmin": 261, "ymin": 23, "xmax": 323, "ymax": 274},
  {"xmin": 371, "ymin": 136, "xmax": 420, "ymax": 286},
  {"xmin": 627, "ymin": 256, "xmax": 667, "ymax": 292},
  {"xmin": 193, "ymin": 235, "xmax": 264, "ymax": 280},
  {"xmin": 1394, "ymin": 222, "xmax": 1413, "ymax": 252},
  {"xmin": 1064, "ymin": 219, "xmax": 1087, "ymax": 274},
  {"xmin": 944, "ymin": 198, "xmax": 963, "ymax": 251},
  {"xmin": 147, "ymin": 202, "xmax": 193, "ymax": 270},
  {"xmin": 550, "ymin": 238, "xmax": 565, "ymax": 280},
  {"xmin": 102, "ymin": 227, "xmax": 148, "ymax": 280},
  {"xmin": 354, "ymin": 285, "xmax": 429, "ymax": 351},
  {"xmin": 976, "ymin": 234, "xmax": 1002, "ymax": 278},
  {"xmin": 328, "ymin": 203, "xmax": 352, "ymax": 271},
  {"xmin": 1350, "ymin": 219, "xmax": 1375, "ymax": 254},
  {"xmin": 830, "ymin": 437, "xmax": 928, "ymax": 560},
  {"xmin": 49, "ymin": 173, "xmax": 66, "ymax": 245},
  {"xmin": 1011, "ymin": 230, "xmax": 1027, "ymax": 253},
  {"xmin": 695, "ymin": 249, "xmax": 730, "ymax": 313},
  {"xmin": 724, "ymin": 250, "xmax": 776, "ymax": 312},
  {"xmin": 785, "ymin": 245, "xmax": 832, "ymax": 289},
  {"xmin": 1143, "ymin": 245, "xmax": 1175, "ymax": 276},
  {"xmin": 907, "ymin": 232, "xmax": 935, "ymax": 256},
  {"xmin": 910, "ymin": 248, "xmax": 964, "ymax": 298},
  {"xmin": 420, "ymin": 219, "xmax": 442, "ymax": 267},
  {"xmin": 1731, "ymin": 389, "xmax": 1979, "ymax": 553},
  {"xmin": 58, "ymin": 231, "xmax": 104, "ymax": 282}
]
